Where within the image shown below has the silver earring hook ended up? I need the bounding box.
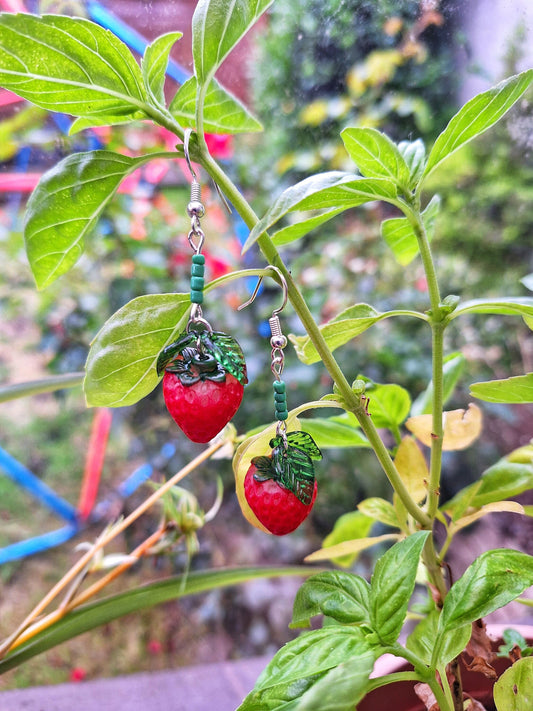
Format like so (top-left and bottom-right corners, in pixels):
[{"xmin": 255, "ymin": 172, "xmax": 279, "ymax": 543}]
[
  {"xmin": 183, "ymin": 128, "xmax": 199, "ymax": 183},
  {"xmin": 183, "ymin": 128, "xmax": 232, "ymax": 215},
  {"xmin": 238, "ymin": 266, "xmax": 288, "ymax": 314}
]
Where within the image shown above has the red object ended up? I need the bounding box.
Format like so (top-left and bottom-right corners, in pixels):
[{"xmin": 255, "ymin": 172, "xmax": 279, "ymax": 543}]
[
  {"xmin": 163, "ymin": 371, "xmax": 243, "ymax": 443},
  {"xmin": 69, "ymin": 667, "xmax": 87, "ymax": 683},
  {"xmin": 0, "ymin": 171, "xmax": 143, "ymax": 195},
  {"xmin": 0, "ymin": 0, "xmax": 26, "ymax": 11},
  {"xmin": 0, "ymin": 89, "xmax": 24, "ymax": 108},
  {"xmin": 244, "ymin": 464, "xmax": 317, "ymax": 535},
  {"xmin": 77, "ymin": 408, "xmax": 112, "ymax": 520},
  {"xmin": 147, "ymin": 640, "xmax": 163, "ymax": 655},
  {"xmin": 205, "ymin": 133, "xmax": 234, "ymax": 160},
  {"xmin": 0, "ymin": 173, "xmax": 42, "ymax": 193}
]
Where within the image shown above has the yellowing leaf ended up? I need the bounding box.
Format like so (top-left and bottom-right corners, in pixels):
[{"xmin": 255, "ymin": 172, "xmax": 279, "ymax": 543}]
[
  {"xmin": 304, "ymin": 533, "xmax": 400, "ymax": 563},
  {"xmin": 232, "ymin": 415, "xmax": 301, "ymax": 534},
  {"xmin": 394, "ymin": 436, "xmax": 429, "ymax": 503},
  {"xmin": 451, "ymin": 501, "xmax": 525, "ymax": 534},
  {"xmin": 406, "ymin": 403, "xmax": 482, "ymax": 451}
]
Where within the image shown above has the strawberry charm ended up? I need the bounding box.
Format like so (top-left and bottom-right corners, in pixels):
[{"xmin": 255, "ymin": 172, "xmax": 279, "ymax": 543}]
[
  {"xmin": 158, "ymin": 129, "xmax": 247, "ymax": 442},
  {"xmin": 157, "ymin": 328, "xmax": 247, "ymax": 443},
  {"xmin": 245, "ymin": 431, "xmax": 322, "ymax": 535}
]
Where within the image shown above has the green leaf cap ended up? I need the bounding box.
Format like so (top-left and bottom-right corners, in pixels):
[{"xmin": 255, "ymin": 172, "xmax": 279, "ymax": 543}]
[
  {"xmin": 157, "ymin": 329, "xmax": 248, "ymax": 385},
  {"xmin": 251, "ymin": 431, "xmax": 322, "ymax": 505}
]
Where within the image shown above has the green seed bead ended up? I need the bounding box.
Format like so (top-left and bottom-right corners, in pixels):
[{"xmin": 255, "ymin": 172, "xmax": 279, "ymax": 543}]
[
  {"xmin": 192, "ymin": 254, "xmax": 206, "ymax": 265},
  {"xmin": 190, "ymin": 276, "xmax": 204, "ymax": 291},
  {"xmin": 276, "ymin": 409, "xmax": 289, "ymax": 421},
  {"xmin": 273, "ymin": 380, "xmax": 286, "ymax": 394},
  {"xmin": 275, "ymin": 402, "xmax": 288, "ymax": 414},
  {"xmin": 274, "ymin": 392, "xmax": 286, "ymax": 403},
  {"xmin": 191, "ymin": 290, "xmax": 203, "ymax": 304},
  {"xmin": 191, "ymin": 263, "xmax": 205, "ymax": 277}
]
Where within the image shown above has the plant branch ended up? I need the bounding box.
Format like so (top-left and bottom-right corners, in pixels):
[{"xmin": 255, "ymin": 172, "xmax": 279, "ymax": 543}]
[
  {"xmin": 0, "ymin": 439, "xmax": 224, "ymax": 658},
  {"xmin": 196, "ymin": 148, "xmax": 430, "ymax": 528},
  {"xmin": 427, "ymin": 323, "xmax": 445, "ymax": 519}
]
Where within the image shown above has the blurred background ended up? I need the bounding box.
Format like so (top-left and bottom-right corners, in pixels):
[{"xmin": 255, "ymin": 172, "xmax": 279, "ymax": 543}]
[{"xmin": 0, "ymin": 0, "xmax": 532, "ymax": 688}]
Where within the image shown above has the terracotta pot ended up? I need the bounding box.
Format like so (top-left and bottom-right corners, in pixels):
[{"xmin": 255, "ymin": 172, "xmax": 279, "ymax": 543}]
[{"xmin": 356, "ymin": 624, "xmax": 533, "ymax": 711}]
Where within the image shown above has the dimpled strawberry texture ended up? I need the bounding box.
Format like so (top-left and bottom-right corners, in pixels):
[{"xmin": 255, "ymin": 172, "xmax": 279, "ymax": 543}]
[
  {"xmin": 163, "ymin": 371, "xmax": 244, "ymax": 443},
  {"xmin": 244, "ymin": 464, "xmax": 317, "ymax": 535}
]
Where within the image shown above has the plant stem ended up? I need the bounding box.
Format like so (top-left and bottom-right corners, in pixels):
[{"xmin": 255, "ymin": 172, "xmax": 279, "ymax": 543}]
[
  {"xmin": 0, "ymin": 439, "xmax": 224, "ymax": 658},
  {"xmin": 429, "ymin": 676, "xmax": 455, "ymax": 711},
  {"xmin": 7, "ymin": 526, "xmax": 169, "ymax": 653},
  {"xmin": 427, "ymin": 322, "xmax": 445, "ymax": 519}
]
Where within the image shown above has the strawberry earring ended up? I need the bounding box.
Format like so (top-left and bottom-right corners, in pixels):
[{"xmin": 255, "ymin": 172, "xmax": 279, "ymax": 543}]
[
  {"xmin": 157, "ymin": 130, "xmax": 247, "ymax": 443},
  {"xmin": 239, "ymin": 269, "xmax": 322, "ymax": 535}
]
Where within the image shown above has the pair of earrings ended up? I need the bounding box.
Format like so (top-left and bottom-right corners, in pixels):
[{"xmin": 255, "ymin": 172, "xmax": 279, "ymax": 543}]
[{"xmin": 156, "ymin": 131, "xmax": 321, "ymax": 534}]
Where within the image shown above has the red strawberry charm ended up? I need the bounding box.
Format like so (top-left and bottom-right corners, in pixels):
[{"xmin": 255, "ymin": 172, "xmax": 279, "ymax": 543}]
[
  {"xmin": 244, "ymin": 431, "xmax": 322, "ymax": 535},
  {"xmin": 157, "ymin": 329, "xmax": 247, "ymax": 443}
]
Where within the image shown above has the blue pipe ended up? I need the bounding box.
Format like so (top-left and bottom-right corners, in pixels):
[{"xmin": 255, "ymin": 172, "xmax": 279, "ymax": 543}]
[
  {"xmin": 0, "ymin": 525, "xmax": 78, "ymax": 565},
  {"xmin": 0, "ymin": 446, "xmax": 78, "ymax": 524}
]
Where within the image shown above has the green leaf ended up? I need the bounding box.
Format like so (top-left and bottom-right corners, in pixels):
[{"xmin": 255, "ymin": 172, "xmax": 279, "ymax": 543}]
[
  {"xmin": 297, "ymin": 418, "xmax": 370, "ymax": 449},
  {"xmin": 398, "ymin": 139, "xmax": 426, "ymax": 187},
  {"xmin": 84, "ymin": 293, "xmax": 190, "ymax": 407},
  {"xmin": 0, "ymin": 14, "xmax": 147, "ymax": 123},
  {"xmin": 192, "ymin": 0, "xmax": 274, "ymax": 86},
  {"xmin": 24, "ymin": 151, "xmax": 150, "ymax": 289},
  {"xmin": 380, "ymin": 194, "xmax": 440, "ymax": 266},
  {"xmin": 142, "ymin": 31, "xmax": 183, "ymax": 105},
  {"xmin": 470, "ymin": 373, "xmax": 533, "ymax": 404},
  {"xmin": 411, "ymin": 352, "xmax": 465, "ymax": 416},
  {"xmin": 0, "ymin": 372, "xmax": 84, "ymax": 403},
  {"xmin": 494, "ymin": 658, "xmax": 533, "ymax": 711},
  {"xmin": 290, "ymin": 655, "xmax": 375, "ymax": 710},
  {"xmin": 365, "ymin": 382, "xmax": 411, "ymax": 429},
  {"xmin": 370, "ymin": 531, "xmax": 430, "ymax": 644},
  {"xmin": 237, "ymin": 627, "xmax": 374, "ymax": 711},
  {"xmin": 243, "ymin": 172, "xmax": 397, "ymax": 253},
  {"xmin": 358, "ymin": 498, "xmax": 401, "ymax": 529},
  {"xmin": 271, "ymin": 207, "xmax": 345, "ymax": 247},
  {"xmin": 290, "ymin": 304, "xmax": 424, "ymax": 366},
  {"xmin": 449, "ymin": 297, "xmax": 533, "ymax": 320},
  {"xmin": 423, "ymin": 70, "xmax": 533, "ymax": 180},
  {"xmin": 320, "ymin": 511, "xmax": 374, "ymax": 568},
  {"xmin": 443, "ymin": 459, "xmax": 533, "ymax": 519},
  {"xmin": 341, "ymin": 127, "xmax": 410, "ymax": 189},
  {"xmin": 407, "ymin": 609, "xmax": 471, "ymax": 668},
  {"xmin": 170, "ymin": 75, "xmax": 262, "ymax": 134},
  {"xmin": 290, "ymin": 571, "xmax": 371, "ymax": 629},
  {"xmin": 439, "ymin": 549, "xmax": 533, "ymax": 634},
  {"xmin": 0, "ymin": 566, "xmax": 309, "ymax": 674}
]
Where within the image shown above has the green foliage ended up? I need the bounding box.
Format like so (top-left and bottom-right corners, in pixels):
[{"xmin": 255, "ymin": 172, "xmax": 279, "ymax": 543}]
[
  {"xmin": 422, "ymin": 71, "xmax": 533, "ymax": 181},
  {"xmin": 237, "ymin": 626, "xmax": 375, "ymax": 711},
  {"xmin": 289, "ymin": 304, "xmax": 425, "ymax": 365},
  {"xmin": 241, "ymin": 0, "xmax": 458, "ymax": 193},
  {"xmin": 192, "ymin": 0, "xmax": 275, "ymax": 87},
  {"xmin": 494, "ymin": 658, "xmax": 533, "ymax": 711},
  {"xmin": 438, "ymin": 549, "xmax": 533, "ymax": 634},
  {"xmin": 0, "ymin": 567, "xmax": 310, "ymax": 674},
  {"xmin": 407, "ymin": 609, "xmax": 471, "ymax": 668},
  {"xmin": 170, "ymin": 76, "xmax": 262, "ymax": 133},
  {"xmin": 1, "ymin": 3, "xmax": 533, "ymax": 710},
  {"xmin": 25, "ymin": 151, "xmax": 152, "ymax": 288},
  {"xmin": 0, "ymin": 14, "xmax": 148, "ymax": 128},
  {"xmin": 290, "ymin": 571, "xmax": 371, "ymax": 628},
  {"xmin": 84, "ymin": 293, "xmax": 189, "ymax": 407},
  {"xmin": 369, "ymin": 531, "xmax": 429, "ymax": 645},
  {"xmin": 470, "ymin": 373, "xmax": 533, "ymax": 403}
]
